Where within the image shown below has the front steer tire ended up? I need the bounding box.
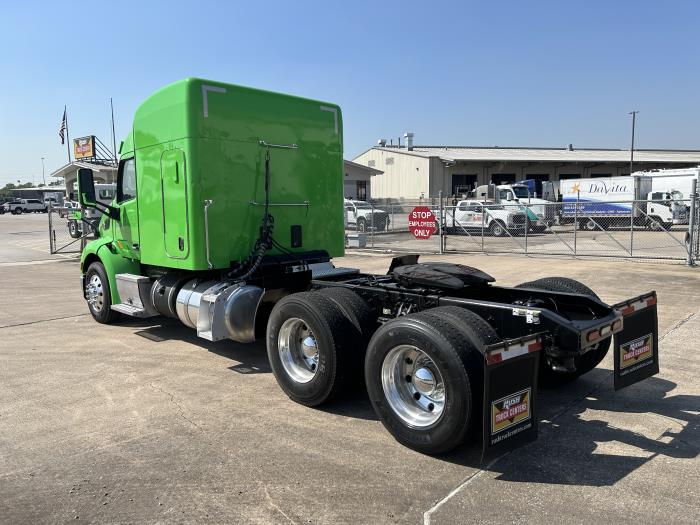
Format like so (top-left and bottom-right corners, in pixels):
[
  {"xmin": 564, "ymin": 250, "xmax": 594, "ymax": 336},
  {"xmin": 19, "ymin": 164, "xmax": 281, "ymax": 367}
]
[
  {"xmin": 365, "ymin": 311, "xmax": 486, "ymax": 455},
  {"xmin": 267, "ymin": 292, "xmax": 361, "ymax": 407},
  {"xmin": 84, "ymin": 262, "xmax": 119, "ymax": 324},
  {"xmin": 515, "ymin": 277, "xmax": 611, "ymax": 386}
]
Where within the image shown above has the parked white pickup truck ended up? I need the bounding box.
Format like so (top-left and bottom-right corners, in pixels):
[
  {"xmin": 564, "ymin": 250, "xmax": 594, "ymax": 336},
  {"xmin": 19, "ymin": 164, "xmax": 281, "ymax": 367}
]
[
  {"xmin": 1, "ymin": 198, "xmax": 47, "ymax": 214},
  {"xmin": 442, "ymin": 199, "xmax": 528, "ymax": 236},
  {"xmin": 344, "ymin": 199, "xmax": 390, "ymax": 232}
]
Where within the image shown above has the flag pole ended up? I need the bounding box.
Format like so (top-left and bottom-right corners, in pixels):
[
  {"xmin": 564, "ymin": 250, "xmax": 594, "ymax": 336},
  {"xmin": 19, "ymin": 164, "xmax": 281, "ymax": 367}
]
[
  {"xmin": 110, "ymin": 98, "xmax": 117, "ymax": 164},
  {"xmin": 65, "ymin": 106, "xmax": 72, "ymax": 163}
]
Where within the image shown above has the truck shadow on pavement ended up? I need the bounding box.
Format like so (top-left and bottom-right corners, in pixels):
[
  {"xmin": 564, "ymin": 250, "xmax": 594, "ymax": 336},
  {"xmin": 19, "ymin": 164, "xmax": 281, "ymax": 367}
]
[
  {"xmin": 443, "ymin": 373, "xmax": 699, "ymax": 486},
  {"xmin": 127, "ymin": 319, "xmax": 698, "ymax": 484},
  {"xmin": 130, "ymin": 318, "xmax": 272, "ymax": 375},
  {"xmin": 129, "ymin": 318, "xmax": 388, "ymax": 421}
]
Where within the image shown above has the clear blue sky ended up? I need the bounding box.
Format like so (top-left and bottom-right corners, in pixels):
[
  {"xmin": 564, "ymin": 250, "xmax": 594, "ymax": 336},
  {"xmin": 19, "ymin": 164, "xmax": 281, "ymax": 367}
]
[{"xmin": 1, "ymin": 0, "xmax": 699, "ymax": 185}]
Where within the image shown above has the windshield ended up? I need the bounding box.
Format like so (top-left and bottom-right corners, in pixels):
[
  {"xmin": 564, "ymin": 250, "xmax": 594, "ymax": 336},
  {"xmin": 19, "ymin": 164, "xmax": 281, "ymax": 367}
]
[{"xmin": 511, "ymin": 187, "xmax": 530, "ymax": 199}]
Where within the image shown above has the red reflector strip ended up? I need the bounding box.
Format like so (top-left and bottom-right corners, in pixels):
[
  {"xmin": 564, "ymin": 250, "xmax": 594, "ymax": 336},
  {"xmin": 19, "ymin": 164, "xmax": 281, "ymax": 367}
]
[
  {"xmin": 617, "ymin": 295, "xmax": 656, "ymax": 317},
  {"xmin": 528, "ymin": 341, "xmax": 542, "ymax": 352},
  {"xmin": 620, "ymin": 306, "xmax": 635, "ymax": 316},
  {"xmin": 487, "ymin": 338, "xmax": 541, "ymax": 365},
  {"xmin": 486, "ymin": 353, "xmax": 502, "ymax": 365}
]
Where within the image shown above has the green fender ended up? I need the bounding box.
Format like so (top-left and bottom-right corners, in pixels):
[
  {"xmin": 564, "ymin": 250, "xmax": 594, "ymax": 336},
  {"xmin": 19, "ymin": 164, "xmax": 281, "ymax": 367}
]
[{"xmin": 81, "ymin": 239, "xmax": 142, "ymax": 304}]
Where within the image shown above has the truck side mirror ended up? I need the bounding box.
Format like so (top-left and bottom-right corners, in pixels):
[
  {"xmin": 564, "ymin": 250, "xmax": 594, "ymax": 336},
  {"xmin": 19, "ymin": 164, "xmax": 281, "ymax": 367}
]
[{"xmin": 77, "ymin": 168, "xmax": 96, "ymax": 206}]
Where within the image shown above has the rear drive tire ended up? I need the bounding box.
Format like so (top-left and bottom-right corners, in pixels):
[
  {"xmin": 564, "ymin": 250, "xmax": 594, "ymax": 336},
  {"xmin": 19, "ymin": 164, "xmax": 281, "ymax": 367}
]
[
  {"xmin": 420, "ymin": 306, "xmax": 499, "ymax": 434},
  {"xmin": 316, "ymin": 287, "xmax": 377, "ymax": 387},
  {"xmin": 84, "ymin": 262, "xmax": 119, "ymax": 324},
  {"xmin": 515, "ymin": 277, "xmax": 611, "ymax": 385},
  {"xmin": 316, "ymin": 287, "xmax": 376, "ymax": 347},
  {"xmin": 267, "ymin": 292, "xmax": 360, "ymax": 406},
  {"xmin": 365, "ymin": 311, "xmax": 481, "ymax": 455}
]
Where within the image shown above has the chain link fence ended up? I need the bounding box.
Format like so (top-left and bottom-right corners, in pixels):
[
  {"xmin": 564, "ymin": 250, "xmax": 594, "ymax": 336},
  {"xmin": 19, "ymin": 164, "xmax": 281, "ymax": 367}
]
[
  {"xmin": 349, "ymin": 195, "xmax": 700, "ymax": 265},
  {"xmin": 48, "ymin": 205, "xmax": 97, "ymax": 254},
  {"xmin": 345, "ymin": 199, "xmax": 435, "ymax": 251}
]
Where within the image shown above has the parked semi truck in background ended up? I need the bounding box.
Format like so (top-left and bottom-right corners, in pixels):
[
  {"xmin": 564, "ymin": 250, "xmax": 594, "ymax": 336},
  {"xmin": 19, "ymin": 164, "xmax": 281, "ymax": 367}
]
[
  {"xmin": 76, "ymin": 78, "xmax": 660, "ymax": 455},
  {"xmin": 544, "ymin": 176, "xmax": 686, "ymax": 230}
]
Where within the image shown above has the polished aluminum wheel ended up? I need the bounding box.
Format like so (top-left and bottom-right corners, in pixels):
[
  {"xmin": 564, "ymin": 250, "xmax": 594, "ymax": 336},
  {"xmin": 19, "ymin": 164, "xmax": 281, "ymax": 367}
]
[
  {"xmin": 86, "ymin": 274, "xmax": 105, "ymax": 312},
  {"xmin": 381, "ymin": 345, "xmax": 446, "ymax": 428},
  {"xmin": 278, "ymin": 317, "xmax": 319, "ymax": 384}
]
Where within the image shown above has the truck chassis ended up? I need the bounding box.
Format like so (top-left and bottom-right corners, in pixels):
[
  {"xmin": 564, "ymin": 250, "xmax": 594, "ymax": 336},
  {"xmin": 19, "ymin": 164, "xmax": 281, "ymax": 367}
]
[{"xmin": 82, "ymin": 252, "xmax": 659, "ymax": 456}]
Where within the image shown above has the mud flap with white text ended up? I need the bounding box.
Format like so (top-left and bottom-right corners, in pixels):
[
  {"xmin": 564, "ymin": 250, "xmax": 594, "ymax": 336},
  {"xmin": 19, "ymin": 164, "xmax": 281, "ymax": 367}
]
[
  {"xmin": 613, "ymin": 292, "xmax": 659, "ymax": 390},
  {"xmin": 482, "ymin": 334, "xmax": 542, "ymax": 458}
]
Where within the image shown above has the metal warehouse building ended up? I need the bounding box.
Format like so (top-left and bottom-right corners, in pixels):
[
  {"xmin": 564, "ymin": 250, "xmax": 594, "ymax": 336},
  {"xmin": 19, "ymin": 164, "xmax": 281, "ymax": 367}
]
[{"xmin": 353, "ymin": 138, "xmax": 700, "ymax": 200}]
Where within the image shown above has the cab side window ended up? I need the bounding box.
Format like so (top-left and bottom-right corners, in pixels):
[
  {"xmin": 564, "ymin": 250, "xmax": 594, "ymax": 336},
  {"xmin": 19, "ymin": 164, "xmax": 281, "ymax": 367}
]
[{"xmin": 117, "ymin": 158, "xmax": 136, "ymax": 203}]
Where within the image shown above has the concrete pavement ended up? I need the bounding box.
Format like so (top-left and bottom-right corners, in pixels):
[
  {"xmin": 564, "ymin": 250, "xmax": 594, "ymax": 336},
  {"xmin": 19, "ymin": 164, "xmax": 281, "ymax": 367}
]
[{"xmin": 0, "ymin": 214, "xmax": 698, "ymax": 524}]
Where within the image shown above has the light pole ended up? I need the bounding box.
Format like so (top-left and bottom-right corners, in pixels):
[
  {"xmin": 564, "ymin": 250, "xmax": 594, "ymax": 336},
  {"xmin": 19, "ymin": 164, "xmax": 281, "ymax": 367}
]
[
  {"xmin": 41, "ymin": 157, "xmax": 45, "ymax": 185},
  {"xmin": 629, "ymin": 111, "xmax": 639, "ymax": 175}
]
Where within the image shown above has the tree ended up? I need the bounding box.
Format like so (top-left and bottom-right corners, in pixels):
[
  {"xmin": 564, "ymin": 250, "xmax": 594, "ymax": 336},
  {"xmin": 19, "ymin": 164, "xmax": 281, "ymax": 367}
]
[{"xmin": 0, "ymin": 181, "xmax": 35, "ymax": 196}]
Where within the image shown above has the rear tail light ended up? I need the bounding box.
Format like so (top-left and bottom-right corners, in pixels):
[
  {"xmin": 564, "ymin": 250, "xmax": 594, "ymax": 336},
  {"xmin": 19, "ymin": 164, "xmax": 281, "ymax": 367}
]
[{"xmin": 586, "ymin": 330, "xmax": 600, "ymax": 343}]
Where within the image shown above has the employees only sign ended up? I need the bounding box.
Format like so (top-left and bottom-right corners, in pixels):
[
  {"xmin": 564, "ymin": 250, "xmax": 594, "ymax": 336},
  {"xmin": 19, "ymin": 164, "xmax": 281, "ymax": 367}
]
[{"xmin": 408, "ymin": 206, "xmax": 437, "ymax": 239}]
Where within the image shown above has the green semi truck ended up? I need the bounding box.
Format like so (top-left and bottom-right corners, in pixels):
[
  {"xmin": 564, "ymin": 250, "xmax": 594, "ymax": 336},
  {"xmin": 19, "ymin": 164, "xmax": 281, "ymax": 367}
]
[{"xmin": 78, "ymin": 78, "xmax": 660, "ymax": 455}]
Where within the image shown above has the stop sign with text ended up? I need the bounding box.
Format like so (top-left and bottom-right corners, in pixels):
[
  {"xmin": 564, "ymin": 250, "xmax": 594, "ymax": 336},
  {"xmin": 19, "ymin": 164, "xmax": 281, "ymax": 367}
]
[{"xmin": 408, "ymin": 206, "xmax": 437, "ymax": 239}]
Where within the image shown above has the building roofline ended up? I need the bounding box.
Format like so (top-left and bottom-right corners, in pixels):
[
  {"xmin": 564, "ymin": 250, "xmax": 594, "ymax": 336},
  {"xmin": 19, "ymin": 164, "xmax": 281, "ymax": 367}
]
[
  {"xmin": 344, "ymin": 159, "xmax": 383, "ymax": 174},
  {"xmin": 376, "ymin": 144, "xmax": 700, "ymax": 153},
  {"xmin": 49, "ymin": 161, "xmax": 118, "ymax": 179},
  {"xmin": 11, "ymin": 187, "xmax": 67, "ymax": 192}
]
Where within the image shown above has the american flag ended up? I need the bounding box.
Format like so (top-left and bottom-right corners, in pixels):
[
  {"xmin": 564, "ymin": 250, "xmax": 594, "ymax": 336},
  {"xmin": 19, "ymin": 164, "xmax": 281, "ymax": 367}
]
[{"xmin": 59, "ymin": 107, "xmax": 67, "ymax": 144}]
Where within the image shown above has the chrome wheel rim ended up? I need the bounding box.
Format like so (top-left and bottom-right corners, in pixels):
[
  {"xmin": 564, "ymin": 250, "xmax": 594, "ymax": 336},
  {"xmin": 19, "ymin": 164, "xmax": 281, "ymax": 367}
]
[
  {"xmin": 278, "ymin": 318, "xmax": 319, "ymax": 384},
  {"xmin": 86, "ymin": 274, "xmax": 104, "ymax": 312},
  {"xmin": 381, "ymin": 345, "xmax": 446, "ymax": 428}
]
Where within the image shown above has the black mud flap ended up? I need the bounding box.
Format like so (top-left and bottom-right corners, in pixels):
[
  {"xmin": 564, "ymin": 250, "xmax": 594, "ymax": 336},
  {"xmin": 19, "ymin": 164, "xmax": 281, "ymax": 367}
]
[
  {"xmin": 612, "ymin": 291, "xmax": 659, "ymax": 390},
  {"xmin": 482, "ymin": 333, "xmax": 543, "ymax": 458}
]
